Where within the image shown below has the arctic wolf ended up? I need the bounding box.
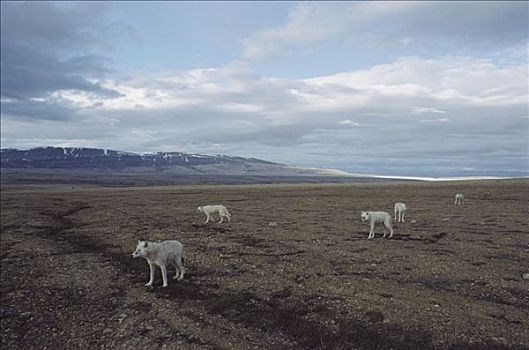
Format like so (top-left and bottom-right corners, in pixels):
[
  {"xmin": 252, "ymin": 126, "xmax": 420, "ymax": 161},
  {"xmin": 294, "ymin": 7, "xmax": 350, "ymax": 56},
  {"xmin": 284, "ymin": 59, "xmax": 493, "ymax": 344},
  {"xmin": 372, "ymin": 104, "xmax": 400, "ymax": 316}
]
[
  {"xmin": 394, "ymin": 202, "xmax": 407, "ymax": 223},
  {"xmin": 197, "ymin": 205, "xmax": 232, "ymax": 224},
  {"xmin": 132, "ymin": 240, "xmax": 185, "ymax": 287},
  {"xmin": 361, "ymin": 211, "xmax": 394, "ymax": 239},
  {"xmin": 454, "ymin": 193, "xmax": 464, "ymax": 205}
]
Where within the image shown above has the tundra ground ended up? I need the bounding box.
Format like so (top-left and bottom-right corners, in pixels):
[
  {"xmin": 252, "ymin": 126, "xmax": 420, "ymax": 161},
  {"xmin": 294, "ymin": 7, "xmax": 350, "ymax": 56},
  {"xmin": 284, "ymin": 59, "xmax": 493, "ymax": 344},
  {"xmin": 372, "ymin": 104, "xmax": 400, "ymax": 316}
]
[{"xmin": 1, "ymin": 180, "xmax": 528, "ymax": 349}]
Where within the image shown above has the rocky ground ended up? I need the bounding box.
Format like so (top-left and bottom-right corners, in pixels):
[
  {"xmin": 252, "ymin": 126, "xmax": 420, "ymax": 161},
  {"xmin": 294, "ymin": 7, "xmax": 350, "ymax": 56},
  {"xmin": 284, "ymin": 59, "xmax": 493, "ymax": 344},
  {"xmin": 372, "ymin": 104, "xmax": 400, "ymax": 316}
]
[{"xmin": 1, "ymin": 180, "xmax": 528, "ymax": 349}]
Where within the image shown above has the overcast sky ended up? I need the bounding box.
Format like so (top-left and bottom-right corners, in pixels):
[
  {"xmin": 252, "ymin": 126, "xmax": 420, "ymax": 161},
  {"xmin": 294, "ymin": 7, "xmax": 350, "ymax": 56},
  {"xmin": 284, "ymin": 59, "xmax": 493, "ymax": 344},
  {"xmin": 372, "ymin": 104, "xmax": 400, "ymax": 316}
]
[{"xmin": 1, "ymin": 1, "xmax": 528, "ymax": 176}]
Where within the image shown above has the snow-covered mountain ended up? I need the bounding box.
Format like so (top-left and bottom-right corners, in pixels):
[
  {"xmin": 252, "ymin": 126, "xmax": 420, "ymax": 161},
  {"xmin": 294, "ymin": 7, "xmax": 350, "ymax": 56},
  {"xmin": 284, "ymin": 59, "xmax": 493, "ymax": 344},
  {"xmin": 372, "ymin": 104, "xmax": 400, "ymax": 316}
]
[
  {"xmin": 0, "ymin": 147, "xmax": 322, "ymax": 177},
  {"xmin": 3, "ymin": 147, "xmax": 517, "ymax": 182}
]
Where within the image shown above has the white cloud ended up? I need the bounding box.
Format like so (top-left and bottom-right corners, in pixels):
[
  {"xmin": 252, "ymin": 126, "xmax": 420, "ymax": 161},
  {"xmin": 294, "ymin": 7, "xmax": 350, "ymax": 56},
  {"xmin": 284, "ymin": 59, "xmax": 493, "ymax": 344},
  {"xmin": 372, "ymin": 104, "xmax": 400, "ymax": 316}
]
[
  {"xmin": 6, "ymin": 54, "xmax": 526, "ymax": 130},
  {"xmin": 413, "ymin": 107, "xmax": 446, "ymax": 114},
  {"xmin": 419, "ymin": 118, "xmax": 450, "ymax": 123},
  {"xmin": 338, "ymin": 119, "xmax": 360, "ymax": 126},
  {"xmin": 5, "ymin": 55, "xmax": 526, "ymax": 126},
  {"xmin": 304, "ymin": 56, "xmax": 527, "ymax": 107},
  {"xmin": 242, "ymin": 2, "xmax": 528, "ymax": 60},
  {"xmin": 242, "ymin": 2, "xmax": 414, "ymax": 60}
]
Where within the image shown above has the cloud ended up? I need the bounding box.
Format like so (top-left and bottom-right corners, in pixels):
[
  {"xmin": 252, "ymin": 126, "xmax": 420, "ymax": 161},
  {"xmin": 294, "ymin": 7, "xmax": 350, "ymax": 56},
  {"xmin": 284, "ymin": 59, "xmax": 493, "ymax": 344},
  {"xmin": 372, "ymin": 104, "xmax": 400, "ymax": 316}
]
[
  {"xmin": 0, "ymin": 2, "xmax": 132, "ymax": 119},
  {"xmin": 242, "ymin": 2, "xmax": 528, "ymax": 60},
  {"xmin": 242, "ymin": 2, "xmax": 412, "ymax": 59},
  {"xmin": 413, "ymin": 107, "xmax": 446, "ymax": 114},
  {"xmin": 419, "ymin": 118, "xmax": 450, "ymax": 123},
  {"xmin": 338, "ymin": 119, "xmax": 360, "ymax": 127},
  {"xmin": 0, "ymin": 2, "xmax": 133, "ymax": 51},
  {"xmin": 1, "ymin": 45, "xmax": 118, "ymax": 99},
  {"xmin": 304, "ymin": 56, "xmax": 528, "ymax": 107}
]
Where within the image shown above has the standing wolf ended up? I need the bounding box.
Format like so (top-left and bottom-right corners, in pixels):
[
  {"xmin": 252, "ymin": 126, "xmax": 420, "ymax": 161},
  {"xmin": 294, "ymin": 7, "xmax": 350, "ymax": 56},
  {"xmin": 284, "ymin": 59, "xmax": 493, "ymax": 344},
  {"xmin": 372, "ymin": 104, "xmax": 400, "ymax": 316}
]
[
  {"xmin": 197, "ymin": 205, "xmax": 232, "ymax": 224},
  {"xmin": 394, "ymin": 202, "xmax": 407, "ymax": 223},
  {"xmin": 361, "ymin": 211, "xmax": 394, "ymax": 239},
  {"xmin": 132, "ymin": 240, "xmax": 185, "ymax": 287}
]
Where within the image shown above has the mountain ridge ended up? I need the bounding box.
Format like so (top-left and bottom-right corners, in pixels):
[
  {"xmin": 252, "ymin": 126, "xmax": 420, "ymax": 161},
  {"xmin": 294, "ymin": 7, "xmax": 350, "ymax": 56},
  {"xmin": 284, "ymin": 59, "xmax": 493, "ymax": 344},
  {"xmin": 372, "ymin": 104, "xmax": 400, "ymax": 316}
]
[
  {"xmin": 0, "ymin": 146, "xmax": 322, "ymax": 177},
  {"xmin": 1, "ymin": 146, "xmax": 276, "ymax": 167},
  {"xmin": 2, "ymin": 147, "xmax": 518, "ymax": 182}
]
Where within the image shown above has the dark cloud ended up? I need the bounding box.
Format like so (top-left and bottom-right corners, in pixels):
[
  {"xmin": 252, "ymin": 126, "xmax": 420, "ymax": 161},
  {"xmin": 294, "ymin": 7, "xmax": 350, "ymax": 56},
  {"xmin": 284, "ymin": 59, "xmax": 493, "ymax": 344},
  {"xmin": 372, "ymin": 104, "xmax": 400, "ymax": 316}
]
[
  {"xmin": 0, "ymin": 2, "xmax": 132, "ymax": 51},
  {"xmin": 1, "ymin": 98, "xmax": 77, "ymax": 122},
  {"xmin": 0, "ymin": 2, "xmax": 130, "ymax": 119},
  {"xmin": 1, "ymin": 45, "xmax": 119, "ymax": 100},
  {"xmin": 399, "ymin": 2, "xmax": 528, "ymax": 47}
]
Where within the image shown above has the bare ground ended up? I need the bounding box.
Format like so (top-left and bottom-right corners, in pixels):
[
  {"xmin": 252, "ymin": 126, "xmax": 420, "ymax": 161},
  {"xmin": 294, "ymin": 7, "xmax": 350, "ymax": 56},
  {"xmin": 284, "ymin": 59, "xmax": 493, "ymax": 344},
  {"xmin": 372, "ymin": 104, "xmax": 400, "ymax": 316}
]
[{"xmin": 1, "ymin": 180, "xmax": 528, "ymax": 349}]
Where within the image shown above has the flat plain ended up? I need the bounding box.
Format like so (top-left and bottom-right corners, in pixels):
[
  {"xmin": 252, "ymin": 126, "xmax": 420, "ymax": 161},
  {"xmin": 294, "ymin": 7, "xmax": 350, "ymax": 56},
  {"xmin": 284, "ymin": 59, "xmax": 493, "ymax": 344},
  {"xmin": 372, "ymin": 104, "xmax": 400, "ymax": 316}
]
[{"xmin": 1, "ymin": 179, "xmax": 528, "ymax": 349}]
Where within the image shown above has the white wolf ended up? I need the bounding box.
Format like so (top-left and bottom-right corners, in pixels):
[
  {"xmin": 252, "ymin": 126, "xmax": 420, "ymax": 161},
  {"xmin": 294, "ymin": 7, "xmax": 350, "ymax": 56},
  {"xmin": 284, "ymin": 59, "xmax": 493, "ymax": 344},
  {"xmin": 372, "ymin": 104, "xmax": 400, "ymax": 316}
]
[
  {"xmin": 361, "ymin": 211, "xmax": 394, "ymax": 239},
  {"xmin": 394, "ymin": 202, "xmax": 407, "ymax": 223},
  {"xmin": 197, "ymin": 205, "xmax": 232, "ymax": 224},
  {"xmin": 454, "ymin": 193, "xmax": 464, "ymax": 205},
  {"xmin": 132, "ymin": 240, "xmax": 185, "ymax": 287}
]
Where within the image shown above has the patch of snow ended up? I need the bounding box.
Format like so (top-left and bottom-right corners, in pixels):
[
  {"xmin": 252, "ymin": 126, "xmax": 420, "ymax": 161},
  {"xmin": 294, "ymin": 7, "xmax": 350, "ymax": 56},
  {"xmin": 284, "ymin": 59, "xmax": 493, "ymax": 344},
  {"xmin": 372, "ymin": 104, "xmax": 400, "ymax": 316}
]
[
  {"xmin": 290, "ymin": 166, "xmax": 517, "ymax": 181},
  {"xmin": 367, "ymin": 175, "xmax": 515, "ymax": 181},
  {"xmin": 116, "ymin": 151, "xmax": 137, "ymax": 156},
  {"xmin": 342, "ymin": 170, "xmax": 525, "ymax": 181}
]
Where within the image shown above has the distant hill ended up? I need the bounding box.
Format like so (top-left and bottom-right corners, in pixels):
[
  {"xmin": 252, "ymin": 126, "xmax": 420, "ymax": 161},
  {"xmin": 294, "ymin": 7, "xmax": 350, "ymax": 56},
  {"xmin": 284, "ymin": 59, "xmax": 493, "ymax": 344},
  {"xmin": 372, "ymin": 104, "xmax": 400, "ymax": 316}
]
[
  {"xmin": 2, "ymin": 147, "xmax": 400, "ymax": 186},
  {"xmin": 0, "ymin": 147, "xmax": 335, "ymax": 177},
  {"xmin": 1, "ymin": 147, "xmax": 517, "ymax": 186}
]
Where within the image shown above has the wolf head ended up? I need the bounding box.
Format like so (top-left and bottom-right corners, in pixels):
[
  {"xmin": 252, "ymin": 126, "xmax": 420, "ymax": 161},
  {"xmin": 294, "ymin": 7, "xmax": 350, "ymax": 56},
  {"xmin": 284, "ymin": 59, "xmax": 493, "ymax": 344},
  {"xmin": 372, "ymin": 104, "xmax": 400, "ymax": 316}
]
[
  {"xmin": 197, "ymin": 206, "xmax": 203, "ymax": 213},
  {"xmin": 132, "ymin": 240, "xmax": 150, "ymax": 258},
  {"xmin": 360, "ymin": 211, "xmax": 370, "ymax": 222}
]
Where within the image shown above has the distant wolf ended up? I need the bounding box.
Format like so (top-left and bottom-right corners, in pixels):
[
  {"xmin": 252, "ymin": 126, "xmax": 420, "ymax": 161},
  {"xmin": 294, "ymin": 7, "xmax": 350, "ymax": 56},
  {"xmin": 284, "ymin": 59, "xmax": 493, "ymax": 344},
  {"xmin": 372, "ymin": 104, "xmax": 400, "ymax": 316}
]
[
  {"xmin": 132, "ymin": 240, "xmax": 185, "ymax": 287},
  {"xmin": 197, "ymin": 205, "xmax": 232, "ymax": 224},
  {"xmin": 454, "ymin": 193, "xmax": 464, "ymax": 205},
  {"xmin": 361, "ymin": 211, "xmax": 394, "ymax": 239},
  {"xmin": 394, "ymin": 202, "xmax": 407, "ymax": 223}
]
